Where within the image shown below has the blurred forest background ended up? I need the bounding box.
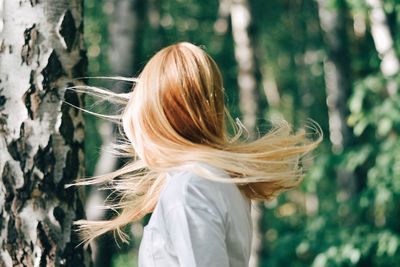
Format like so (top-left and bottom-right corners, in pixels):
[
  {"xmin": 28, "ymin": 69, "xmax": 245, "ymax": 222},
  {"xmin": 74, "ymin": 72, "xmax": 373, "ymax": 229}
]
[{"xmin": 83, "ymin": 0, "xmax": 400, "ymax": 266}]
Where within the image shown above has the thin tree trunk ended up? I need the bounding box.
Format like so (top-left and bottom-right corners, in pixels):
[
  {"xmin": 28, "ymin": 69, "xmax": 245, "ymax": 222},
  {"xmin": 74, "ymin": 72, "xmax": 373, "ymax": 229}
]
[
  {"xmin": 231, "ymin": 0, "xmax": 259, "ymax": 137},
  {"xmin": 231, "ymin": 1, "xmax": 262, "ymax": 266},
  {"xmin": 87, "ymin": 1, "xmax": 146, "ymax": 266},
  {"xmin": 262, "ymin": 65, "xmax": 280, "ymax": 110},
  {"xmin": 367, "ymin": 0, "xmax": 400, "ymax": 95},
  {"xmin": 109, "ymin": 0, "xmax": 146, "ymax": 80},
  {"xmin": 317, "ymin": 0, "xmax": 353, "ymax": 153},
  {"xmin": 86, "ymin": 123, "xmax": 118, "ymax": 267},
  {"xmin": 0, "ymin": 0, "xmax": 89, "ymax": 266},
  {"xmin": 317, "ymin": 0, "xmax": 356, "ymax": 202}
]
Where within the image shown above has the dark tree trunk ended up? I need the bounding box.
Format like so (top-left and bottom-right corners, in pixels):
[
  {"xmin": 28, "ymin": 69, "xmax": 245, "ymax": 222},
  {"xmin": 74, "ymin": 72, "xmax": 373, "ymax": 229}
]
[
  {"xmin": 87, "ymin": 1, "xmax": 147, "ymax": 266},
  {"xmin": 317, "ymin": 0, "xmax": 357, "ymax": 205},
  {"xmin": 0, "ymin": 0, "xmax": 90, "ymax": 266},
  {"xmin": 317, "ymin": 0, "xmax": 353, "ymax": 153},
  {"xmin": 109, "ymin": 0, "xmax": 146, "ymax": 82},
  {"xmin": 147, "ymin": 0, "xmax": 167, "ymax": 52}
]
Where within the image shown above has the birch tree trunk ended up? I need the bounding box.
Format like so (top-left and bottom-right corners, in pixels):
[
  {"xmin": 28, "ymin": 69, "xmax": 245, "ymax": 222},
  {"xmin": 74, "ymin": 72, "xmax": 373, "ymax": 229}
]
[
  {"xmin": 0, "ymin": 0, "xmax": 89, "ymax": 266},
  {"xmin": 367, "ymin": 0, "xmax": 400, "ymax": 95},
  {"xmin": 86, "ymin": 121, "xmax": 117, "ymax": 267},
  {"xmin": 86, "ymin": 1, "xmax": 146, "ymax": 266},
  {"xmin": 231, "ymin": 0, "xmax": 259, "ymax": 137},
  {"xmin": 231, "ymin": 1, "xmax": 262, "ymax": 266}
]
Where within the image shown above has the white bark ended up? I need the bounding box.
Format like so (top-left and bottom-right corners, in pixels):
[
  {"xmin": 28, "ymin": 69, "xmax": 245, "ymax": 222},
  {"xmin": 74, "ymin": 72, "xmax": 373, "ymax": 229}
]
[
  {"xmin": 0, "ymin": 0, "xmax": 89, "ymax": 266},
  {"xmin": 231, "ymin": 1, "xmax": 261, "ymax": 266},
  {"xmin": 367, "ymin": 0, "xmax": 400, "ymax": 95},
  {"xmin": 231, "ymin": 0, "xmax": 259, "ymax": 137},
  {"xmin": 262, "ymin": 65, "xmax": 280, "ymax": 109},
  {"xmin": 86, "ymin": 122, "xmax": 118, "ymax": 267}
]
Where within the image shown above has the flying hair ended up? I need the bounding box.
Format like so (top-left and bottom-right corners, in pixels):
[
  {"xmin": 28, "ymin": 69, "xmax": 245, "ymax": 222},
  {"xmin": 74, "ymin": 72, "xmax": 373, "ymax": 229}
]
[{"xmin": 64, "ymin": 42, "xmax": 323, "ymax": 247}]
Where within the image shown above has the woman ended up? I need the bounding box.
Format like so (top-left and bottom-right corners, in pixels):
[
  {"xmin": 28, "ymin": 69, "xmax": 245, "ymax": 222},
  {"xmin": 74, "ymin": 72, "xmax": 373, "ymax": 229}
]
[{"xmin": 68, "ymin": 42, "xmax": 322, "ymax": 266}]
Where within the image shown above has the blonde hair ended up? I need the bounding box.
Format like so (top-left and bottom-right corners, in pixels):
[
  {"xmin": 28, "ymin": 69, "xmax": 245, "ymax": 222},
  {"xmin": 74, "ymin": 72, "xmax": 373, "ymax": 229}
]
[{"xmin": 66, "ymin": 42, "xmax": 322, "ymax": 246}]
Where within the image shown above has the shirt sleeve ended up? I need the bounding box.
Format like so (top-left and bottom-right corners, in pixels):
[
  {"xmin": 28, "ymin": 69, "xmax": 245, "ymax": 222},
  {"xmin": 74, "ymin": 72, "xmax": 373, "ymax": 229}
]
[{"xmin": 165, "ymin": 203, "xmax": 229, "ymax": 267}]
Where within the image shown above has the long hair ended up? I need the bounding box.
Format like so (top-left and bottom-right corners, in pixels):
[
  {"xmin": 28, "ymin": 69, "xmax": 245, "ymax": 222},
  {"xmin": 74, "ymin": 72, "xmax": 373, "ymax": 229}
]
[{"xmin": 66, "ymin": 42, "xmax": 322, "ymax": 246}]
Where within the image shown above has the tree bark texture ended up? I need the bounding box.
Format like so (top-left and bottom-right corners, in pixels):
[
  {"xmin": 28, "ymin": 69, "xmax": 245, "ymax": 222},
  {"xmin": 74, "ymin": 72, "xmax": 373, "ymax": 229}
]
[{"xmin": 0, "ymin": 0, "xmax": 89, "ymax": 266}]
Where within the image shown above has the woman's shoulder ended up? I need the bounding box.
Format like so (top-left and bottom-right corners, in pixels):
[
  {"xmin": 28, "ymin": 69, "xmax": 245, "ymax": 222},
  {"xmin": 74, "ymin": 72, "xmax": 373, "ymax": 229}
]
[{"xmin": 158, "ymin": 161, "xmax": 236, "ymax": 214}]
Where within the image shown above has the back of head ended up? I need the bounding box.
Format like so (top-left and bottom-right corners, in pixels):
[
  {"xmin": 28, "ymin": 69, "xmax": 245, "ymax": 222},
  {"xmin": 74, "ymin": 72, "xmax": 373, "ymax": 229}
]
[{"xmin": 121, "ymin": 42, "xmax": 227, "ymax": 167}]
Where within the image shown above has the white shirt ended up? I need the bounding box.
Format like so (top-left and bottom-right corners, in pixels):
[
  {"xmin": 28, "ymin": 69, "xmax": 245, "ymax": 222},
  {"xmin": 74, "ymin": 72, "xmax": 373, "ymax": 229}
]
[{"xmin": 138, "ymin": 162, "xmax": 253, "ymax": 267}]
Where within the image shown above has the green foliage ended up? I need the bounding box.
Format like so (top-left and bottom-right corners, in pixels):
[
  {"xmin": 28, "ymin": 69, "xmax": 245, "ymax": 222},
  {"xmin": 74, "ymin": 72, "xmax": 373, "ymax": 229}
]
[
  {"xmin": 248, "ymin": 0, "xmax": 400, "ymax": 266},
  {"xmin": 83, "ymin": 0, "xmax": 110, "ymax": 177},
  {"xmin": 83, "ymin": 0, "xmax": 400, "ymax": 266}
]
